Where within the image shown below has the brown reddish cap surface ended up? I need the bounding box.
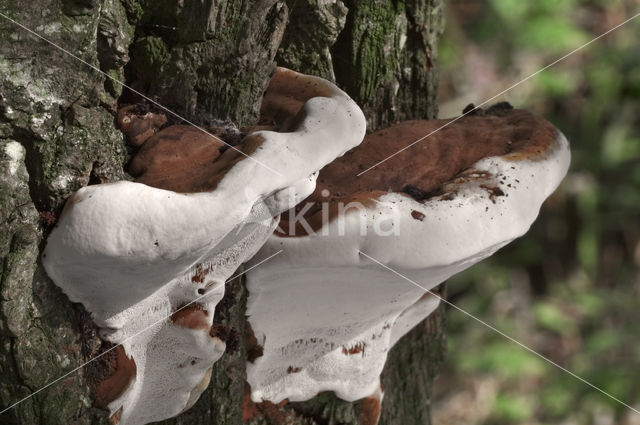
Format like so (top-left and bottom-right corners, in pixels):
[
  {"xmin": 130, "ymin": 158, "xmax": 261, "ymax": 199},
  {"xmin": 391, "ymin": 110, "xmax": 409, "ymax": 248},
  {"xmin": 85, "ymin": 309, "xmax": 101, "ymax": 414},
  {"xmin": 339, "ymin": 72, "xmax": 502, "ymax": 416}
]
[
  {"xmin": 122, "ymin": 67, "xmax": 349, "ymax": 194},
  {"xmin": 359, "ymin": 392, "xmax": 382, "ymax": 425},
  {"xmin": 92, "ymin": 345, "xmax": 137, "ymax": 410},
  {"xmin": 170, "ymin": 303, "xmax": 210, "ymax": 331},
  {"xmin": 117, "ymin": 105, "xmax": 167, "ymax": 147},
  {"xmin": 278, "ymin": 104, "xmax": 563, "ymax": 235},
  {"xmin": 257, "ymin": 67, "xmax": 338, "ymax": 131},
  {"xmin": 128, "ymin": 125, "xmax": 228, "ymax": 192}
]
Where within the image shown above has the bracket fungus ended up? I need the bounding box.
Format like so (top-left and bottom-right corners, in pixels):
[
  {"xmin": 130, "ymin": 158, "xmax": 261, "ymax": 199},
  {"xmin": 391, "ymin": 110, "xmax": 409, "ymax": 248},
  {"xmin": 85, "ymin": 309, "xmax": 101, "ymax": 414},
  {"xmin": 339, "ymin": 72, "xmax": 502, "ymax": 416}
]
[
  {"xmin": 244, "ymin": 102, "xmax": 570, "ymax": 415},
  {"xmin": 42, "ymin": 68, "xmax": 365, "ymax": 424}
]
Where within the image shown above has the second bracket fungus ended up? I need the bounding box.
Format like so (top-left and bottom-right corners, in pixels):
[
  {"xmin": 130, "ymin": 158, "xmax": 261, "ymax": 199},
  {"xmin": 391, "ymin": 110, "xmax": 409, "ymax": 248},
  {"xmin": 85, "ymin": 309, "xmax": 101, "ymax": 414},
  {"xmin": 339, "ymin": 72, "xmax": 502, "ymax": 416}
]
[
  {"xmin": 42, "ymin": 68, "xmax": 366, "ymax": 425},
  {"xmin": 245, "ymin": 103, "xmax": 570, "ymax": 419}
]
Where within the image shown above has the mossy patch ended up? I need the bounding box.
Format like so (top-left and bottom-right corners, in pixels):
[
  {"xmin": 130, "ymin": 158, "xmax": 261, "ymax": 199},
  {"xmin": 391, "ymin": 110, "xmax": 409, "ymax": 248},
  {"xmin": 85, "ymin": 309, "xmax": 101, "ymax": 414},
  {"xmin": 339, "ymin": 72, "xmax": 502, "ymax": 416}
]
[{"xmin": 131, "ymin": 36, "xmax": 169, "ymax": 77}]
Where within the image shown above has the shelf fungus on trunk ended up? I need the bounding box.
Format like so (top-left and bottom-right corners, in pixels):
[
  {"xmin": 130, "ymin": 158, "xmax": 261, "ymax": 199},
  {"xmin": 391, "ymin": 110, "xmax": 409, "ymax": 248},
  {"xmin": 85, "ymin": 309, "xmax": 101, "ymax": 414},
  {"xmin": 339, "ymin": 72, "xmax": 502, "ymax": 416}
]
[
  {"xmin": 244, "ymin": 102, "xmax": 570, "ymax": 422},
  {"xmin": 42, "ymin": 68, "xmax": 366, "ymax": 425}
]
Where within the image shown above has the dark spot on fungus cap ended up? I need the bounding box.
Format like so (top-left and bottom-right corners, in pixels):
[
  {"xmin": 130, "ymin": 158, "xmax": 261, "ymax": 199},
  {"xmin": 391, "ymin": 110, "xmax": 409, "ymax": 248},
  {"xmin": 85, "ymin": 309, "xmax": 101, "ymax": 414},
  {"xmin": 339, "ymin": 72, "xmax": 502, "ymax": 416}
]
[
  {"xmin": 485, "ymin": 101, "xmax": 514, "ymax": 116},
  {"xmin": 341, "ymin": 342, "xmax": 366, "ymax": 356},
  {"xmin": 402, "ymin": 184, "xmax": 441, "ymax": 201},
  {"xmin": 246, "ymin": 322, "xmax": 264, "ymax": 363},
  {"xmin": 480, "ymin": 184, "xmax": 506, "ymax": 203},
  {"xmin": 191, "ymin": 263, "xmax": 209, "ymax": 284},
  {"xmin": 411, "ymin": 210, "xmax": 425, "ymax": 221},
  {"xmin": 462, "ymin": 103, "xmax": 481, "ymax": 116}
]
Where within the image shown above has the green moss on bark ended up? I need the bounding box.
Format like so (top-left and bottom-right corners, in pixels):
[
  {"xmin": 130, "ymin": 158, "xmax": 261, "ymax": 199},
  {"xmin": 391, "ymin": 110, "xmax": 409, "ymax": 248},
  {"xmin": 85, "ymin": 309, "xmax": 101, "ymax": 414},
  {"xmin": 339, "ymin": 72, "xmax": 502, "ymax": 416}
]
[{"xmin": 332, "ymin": 0, "xmax": 443, "ymax": 130}]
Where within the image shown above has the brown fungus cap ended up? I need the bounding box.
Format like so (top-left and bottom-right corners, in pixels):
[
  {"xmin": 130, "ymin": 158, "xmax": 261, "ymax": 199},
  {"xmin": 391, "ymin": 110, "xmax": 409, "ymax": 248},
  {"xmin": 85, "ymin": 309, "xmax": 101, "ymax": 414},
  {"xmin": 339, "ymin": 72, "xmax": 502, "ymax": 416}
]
[
  {"xmin": 257, "ymin": 67, "xmax": 338, "ymax": 131},
  {"xmin": 127, "ymin": 125, "xmax": 227, "ymax": 192},
  {"xmin": 278, "ymin": 103, "xmax": 563, "ymax": 235},
  {"xmin": 91, "ymin": 345, "xmax": 137, "ymax": 410},
  {"xmin": 243, "ymin": 103, "xmax": 570, "ymax": 406},
  {"xmin": 120, "ymin": 67, "xmax": 359, "ymax": 194},
  {"xmin": 169, "ymin": 303, "xmax": 210, "ymax": 331},
  {"xmin": 117, "ymin": 105, "xmax": 167, "ymax": 147}
]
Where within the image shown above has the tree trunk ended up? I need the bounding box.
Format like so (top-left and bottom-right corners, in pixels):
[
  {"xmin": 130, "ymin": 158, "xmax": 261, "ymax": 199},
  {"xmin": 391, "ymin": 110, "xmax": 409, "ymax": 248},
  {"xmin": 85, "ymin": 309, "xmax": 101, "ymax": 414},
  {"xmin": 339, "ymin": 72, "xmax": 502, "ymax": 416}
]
[{"xmin": 0, "ymin": 0, "xmax": 445, "ymax": 424}]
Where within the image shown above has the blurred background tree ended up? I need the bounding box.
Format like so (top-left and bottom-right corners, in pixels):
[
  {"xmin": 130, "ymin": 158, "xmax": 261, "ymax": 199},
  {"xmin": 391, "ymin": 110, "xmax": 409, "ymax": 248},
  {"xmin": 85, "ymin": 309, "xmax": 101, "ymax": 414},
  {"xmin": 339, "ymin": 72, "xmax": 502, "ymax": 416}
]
[{"xmin": 433, "ymin": 1, "xmax": 640, "ymax": 424}]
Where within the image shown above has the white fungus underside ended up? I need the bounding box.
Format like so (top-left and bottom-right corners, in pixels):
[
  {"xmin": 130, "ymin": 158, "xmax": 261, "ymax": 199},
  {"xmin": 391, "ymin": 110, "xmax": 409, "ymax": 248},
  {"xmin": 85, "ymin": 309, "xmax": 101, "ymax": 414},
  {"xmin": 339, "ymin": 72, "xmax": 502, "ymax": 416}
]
[
  {"xmin": 42, "ymin": 70, "xmax": 366, "ymax": 425},
  {"xmin": 246, "ymin": 132, "xmax": 570, "ymax": 404},
  {"xmin": 106, "ymin": 208, "xmax": 278, "ymax": 424}
]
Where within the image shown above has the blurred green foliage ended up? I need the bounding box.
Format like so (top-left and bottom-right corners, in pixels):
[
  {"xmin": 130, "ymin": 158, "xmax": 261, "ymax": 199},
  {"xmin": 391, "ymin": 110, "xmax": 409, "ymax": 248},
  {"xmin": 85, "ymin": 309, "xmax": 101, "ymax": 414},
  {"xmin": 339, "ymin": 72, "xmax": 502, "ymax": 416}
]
[{"xmin": 437, "ymin": 0, "xmax": 640, "ymax": 423}]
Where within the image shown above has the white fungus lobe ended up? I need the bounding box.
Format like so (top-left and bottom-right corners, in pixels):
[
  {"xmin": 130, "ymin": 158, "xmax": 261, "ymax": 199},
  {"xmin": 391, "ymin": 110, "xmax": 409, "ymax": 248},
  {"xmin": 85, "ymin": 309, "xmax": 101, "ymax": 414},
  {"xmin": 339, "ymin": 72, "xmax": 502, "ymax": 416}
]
[{"xmin": 42, "ymin": 68, "xmax": 366, "ymax": 425}]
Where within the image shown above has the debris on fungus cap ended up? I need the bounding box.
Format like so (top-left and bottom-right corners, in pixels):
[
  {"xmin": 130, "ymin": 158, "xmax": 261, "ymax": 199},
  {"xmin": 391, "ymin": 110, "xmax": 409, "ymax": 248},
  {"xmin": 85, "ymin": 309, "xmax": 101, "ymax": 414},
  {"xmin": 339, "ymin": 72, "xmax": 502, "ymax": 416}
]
[
  {"xmin": 117, "ymin": 104, "xmax": 167, "ymax": 147},
  {"xmin": 42, "ymin": 67, "xmax": 366, "ymax": 425},
  {"xmin": 244, "ymin": 102, "xmax": 571, "ymax": 411}
]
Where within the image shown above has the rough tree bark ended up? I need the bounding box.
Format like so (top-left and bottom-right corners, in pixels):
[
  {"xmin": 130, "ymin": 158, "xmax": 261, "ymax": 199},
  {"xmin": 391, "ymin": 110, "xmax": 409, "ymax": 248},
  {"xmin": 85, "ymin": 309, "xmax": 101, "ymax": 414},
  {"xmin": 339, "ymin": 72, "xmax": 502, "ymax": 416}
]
[{"xmin": 0, "ymin": 0, "xmax": 445, "ymax": 424}]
